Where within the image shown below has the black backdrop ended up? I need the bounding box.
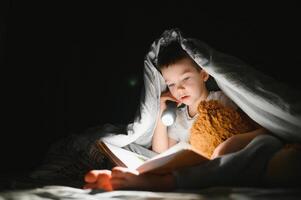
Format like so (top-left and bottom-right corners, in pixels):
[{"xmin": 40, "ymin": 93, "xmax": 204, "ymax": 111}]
[{"xmin": 1, "ymin": 1, "xmax": 300, "ymax": 181}]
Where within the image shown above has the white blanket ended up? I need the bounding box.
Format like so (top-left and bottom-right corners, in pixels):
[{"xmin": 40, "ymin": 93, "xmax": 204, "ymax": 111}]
[{"xmin": 103, "ymin": 28, "xmax": 301, "ymax": 147}]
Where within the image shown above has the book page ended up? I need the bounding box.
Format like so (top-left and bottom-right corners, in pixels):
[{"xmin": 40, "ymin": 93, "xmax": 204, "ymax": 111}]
[
  {"xmin": 136, "ymin": 142, "xmax": 209, "ymax": 174},
  {"xmin": 103, "ymin": 142, "xmax": 149, "ymax": 170}
]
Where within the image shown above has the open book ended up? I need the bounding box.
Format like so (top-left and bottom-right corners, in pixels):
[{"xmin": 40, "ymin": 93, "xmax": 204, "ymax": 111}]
[{"xmin": 97, "ymin": 141, "xmax": 210, "ymax": 174}]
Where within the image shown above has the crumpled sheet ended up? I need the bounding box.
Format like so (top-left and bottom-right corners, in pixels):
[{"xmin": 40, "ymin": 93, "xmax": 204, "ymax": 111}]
[{"xmin": 1, "ymin": 185, "xmax": 301, "ymax": 200}]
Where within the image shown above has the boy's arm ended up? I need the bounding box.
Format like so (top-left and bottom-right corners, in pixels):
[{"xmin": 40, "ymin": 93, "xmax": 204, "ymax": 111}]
[
  {"xmin": 168, "ymin": 137, "xmax": 178, "ymax": 148},
  {"xmin": 152, "ymin": 90, "xmax": 178, "ymax": 153},
  {"xmin": 152, "ymin": 115, "xmax": 177, "ymax": 153},
  {"xmin": 152, "ymin": 115, "xmax": 170, "ymax": 153},
  {"xmin": 211, "ymin": 126, "xmax": 269, "ymax": 159}
]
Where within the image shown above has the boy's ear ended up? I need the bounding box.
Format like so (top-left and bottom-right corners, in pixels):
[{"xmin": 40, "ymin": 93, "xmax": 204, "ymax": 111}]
[{"xmin": 200, "ymin": 69, "xmax": 210, "ymax": 82}]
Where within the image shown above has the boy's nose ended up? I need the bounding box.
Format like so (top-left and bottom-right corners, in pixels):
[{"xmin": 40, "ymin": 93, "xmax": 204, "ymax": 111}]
[{"xmin": 176, "ymin": 84, "xmax": 185, "ymax": 91}]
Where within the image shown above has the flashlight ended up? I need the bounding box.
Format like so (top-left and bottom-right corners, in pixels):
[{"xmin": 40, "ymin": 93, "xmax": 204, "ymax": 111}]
[{"xmin": 161, "ymin": 100, "xmax": 177, "ymax": 126}]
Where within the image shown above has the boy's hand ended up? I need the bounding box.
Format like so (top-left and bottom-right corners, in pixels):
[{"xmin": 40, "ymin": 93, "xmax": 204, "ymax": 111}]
[
  {"xmin": 211, "ymin": 135, "xmax": 246, "ymax": 159},
  {"xmin": 211, "ymin": 128, "xmax": 267, "ymax": 159},
  {"xmin": 160, "ymin": 90, "xmax": 180, "ymax": 115},
  {"xmin": 211, "ymin": 136, "xmax": 241, "ymax": 159}
]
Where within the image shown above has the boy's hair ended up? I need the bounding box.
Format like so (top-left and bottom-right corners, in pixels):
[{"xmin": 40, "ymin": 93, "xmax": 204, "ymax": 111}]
[
  {"xmin": 157, "ymin": 41, "xmax": 200, "ymax": 71},
  {"xmin": 157, "ymin": 40, "xmax": 220, "ymax": 91}
]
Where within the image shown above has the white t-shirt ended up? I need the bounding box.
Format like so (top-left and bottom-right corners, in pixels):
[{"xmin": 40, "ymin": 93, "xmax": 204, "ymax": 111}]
[{"xmin": 168, "ymin": 91, "xmax": 238, "ymax": 142}]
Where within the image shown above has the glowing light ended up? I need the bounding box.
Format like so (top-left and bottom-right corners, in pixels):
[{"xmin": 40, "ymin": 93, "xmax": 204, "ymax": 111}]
[
  {"xmin": 161, "ymin": 113, "xmax": 175, "ymax": 126},
  {"xmin": 161, "ymin": 101, "xmax": 177, "ymax": 126}
]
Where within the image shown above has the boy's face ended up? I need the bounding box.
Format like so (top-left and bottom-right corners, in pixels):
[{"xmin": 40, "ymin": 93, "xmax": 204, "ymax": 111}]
[{"xmin": 161, "ymin": 58, "xmax": 209, "ymax": 106}]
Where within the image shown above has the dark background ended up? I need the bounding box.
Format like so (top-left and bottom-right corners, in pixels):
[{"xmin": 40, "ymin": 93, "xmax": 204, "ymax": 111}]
[{"xmin": 1, "ymin": 1, "xmax": 300, "ymax": 182}]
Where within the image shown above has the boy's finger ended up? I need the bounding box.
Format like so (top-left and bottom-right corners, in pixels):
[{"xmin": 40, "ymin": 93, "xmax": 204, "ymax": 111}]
[
  {"xmin": 84, "ymin": 170, "xmax": 98, "ymax": 183},
  {"xmin": 162, "ymin": 90, "xmax": 171, "ymax": 95},
  {"xmin": 84, "ymin": 170, "xmax": 111, "ymax": 183},
  {"xmin": 161, "ymin": 92, "xmax": 175, "ymax": 99},
  {"xmin": 161, "ymin": 90, "xmax": 175, "ymax": 99},
  {"xmin": 96, "ymin": 179, "xmax": 113, "ymax": 191},
  {"xmin": 163, "ymin": 95, "xmax": 182, "ymax": 105}
]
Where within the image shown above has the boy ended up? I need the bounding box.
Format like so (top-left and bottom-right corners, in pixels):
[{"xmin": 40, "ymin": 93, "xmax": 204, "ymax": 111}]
[
  {"xmin": 83, "ymin": 41, "xmax": 269, "ymax": 191},
  {"xmin": 152, "ymin": 41, "xmax": 242, "ymax": 154}
]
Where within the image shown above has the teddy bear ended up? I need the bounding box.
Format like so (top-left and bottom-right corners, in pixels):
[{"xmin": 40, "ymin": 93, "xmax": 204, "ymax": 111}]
[{"xmin": 189, "ymin": 100, "xmax": 256, "ymax": 159}]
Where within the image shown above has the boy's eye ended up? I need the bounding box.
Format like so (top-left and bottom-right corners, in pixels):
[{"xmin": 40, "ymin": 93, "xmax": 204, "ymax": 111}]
[
  {"xmin": 168, "ymin": 83, "xmax": 175, "ymax": 88},
  {"xmin": 183, "ymin": 77, "xmax": 190, "ymax": 81}
]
